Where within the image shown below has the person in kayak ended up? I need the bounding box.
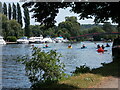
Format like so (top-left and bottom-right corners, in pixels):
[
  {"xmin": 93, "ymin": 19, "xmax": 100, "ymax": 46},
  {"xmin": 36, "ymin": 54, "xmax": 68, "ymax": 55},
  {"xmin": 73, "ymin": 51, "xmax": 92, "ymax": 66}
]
[
  {"xmin": 68, "ymin": 44, "xmax": 72, "ymax": 48},
  {"xmin": 45, "ymin": 44, "xmax": 48, "ymax": 47},
  {"xmin": 82, "ymin": 44, "xmax": 86, "ymax": 48},
  {"xmin": 97, "ymin": 47, "xmax": 104, "ymax": 53},
  {"xmin": 101, "ymin": 45, "xmax": 105, "ymax": 49},
  {"xmin": 106, "ymin": 43, "xmax": 110, "ymax": 47},
  {"xmin": 97, "ymin": 44, "xmax": 100, "ymax": 48}
]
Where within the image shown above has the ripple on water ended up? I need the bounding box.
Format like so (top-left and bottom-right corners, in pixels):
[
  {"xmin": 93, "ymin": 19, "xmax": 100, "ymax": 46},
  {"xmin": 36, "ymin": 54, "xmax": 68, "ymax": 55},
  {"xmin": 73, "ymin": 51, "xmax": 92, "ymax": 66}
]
[{"xmin": 1, "ymin": 42, "xmax": 113, "ymax": 88}]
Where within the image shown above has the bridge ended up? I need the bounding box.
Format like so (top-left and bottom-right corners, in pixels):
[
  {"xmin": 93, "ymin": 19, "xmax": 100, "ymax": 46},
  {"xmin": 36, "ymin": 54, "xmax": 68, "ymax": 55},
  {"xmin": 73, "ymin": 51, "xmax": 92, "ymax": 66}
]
[{"xmin": 70, "ymin": 32, "xmax": 120, "ymax": 39}]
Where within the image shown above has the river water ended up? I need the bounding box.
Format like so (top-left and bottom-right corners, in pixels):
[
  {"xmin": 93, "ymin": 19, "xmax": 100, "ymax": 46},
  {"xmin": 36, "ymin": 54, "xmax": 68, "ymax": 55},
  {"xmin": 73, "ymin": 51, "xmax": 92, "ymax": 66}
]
[{"xmin": 0, "ymin": 41, "xmax": 113, "ymax": 88}]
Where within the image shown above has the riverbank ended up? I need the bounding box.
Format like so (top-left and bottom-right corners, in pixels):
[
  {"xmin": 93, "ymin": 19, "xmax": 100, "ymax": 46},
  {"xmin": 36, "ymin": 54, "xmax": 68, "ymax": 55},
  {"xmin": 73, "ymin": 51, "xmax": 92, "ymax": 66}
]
[
  {"xmin": 6, "ymin": 42, "xmax": 17, "ymax": 44},
  {"xmin": 43, "ymin": 61, "xmax": 120, "ymax": 89}
]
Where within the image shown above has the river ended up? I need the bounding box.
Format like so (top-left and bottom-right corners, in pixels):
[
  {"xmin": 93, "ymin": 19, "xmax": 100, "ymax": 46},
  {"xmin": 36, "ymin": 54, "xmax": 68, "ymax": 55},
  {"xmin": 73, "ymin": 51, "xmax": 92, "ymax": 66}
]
[{"xmin": 0, "ymin": 41, "xmax": 113, "ymax": 88}]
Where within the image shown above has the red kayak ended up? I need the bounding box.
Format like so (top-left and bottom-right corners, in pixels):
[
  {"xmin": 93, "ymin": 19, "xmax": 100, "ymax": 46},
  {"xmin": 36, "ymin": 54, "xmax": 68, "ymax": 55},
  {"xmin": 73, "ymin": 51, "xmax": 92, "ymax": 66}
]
[{"xmin": 97, "ymin": 47, "xmax": 104, "ymax": 53}]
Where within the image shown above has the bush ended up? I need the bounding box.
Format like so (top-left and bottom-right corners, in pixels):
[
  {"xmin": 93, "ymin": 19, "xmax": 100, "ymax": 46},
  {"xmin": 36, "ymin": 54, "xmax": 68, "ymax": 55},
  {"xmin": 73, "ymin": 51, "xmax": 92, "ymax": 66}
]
[
  {"xmin": 6, "ymin": 36, "xmax": 17, "ymax": 42},
  {"xmin": 17, "ymin": 47, "xmax": 66, "ymax": 88},
  {"xmin": 72, "ymin": 65, "xmax": 91, "ymax": 74}
]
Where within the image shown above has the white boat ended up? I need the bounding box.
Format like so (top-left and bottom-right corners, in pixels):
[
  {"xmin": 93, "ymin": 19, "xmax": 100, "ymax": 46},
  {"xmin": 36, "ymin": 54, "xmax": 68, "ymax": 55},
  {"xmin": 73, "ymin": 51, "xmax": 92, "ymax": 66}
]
[
  {"xmin": 42, "ymin": 37, "xmax": 53, "ymax": 43},
  {"xmin": 54, "ymin": 37, "xmax": 64, "ymax": 43},
  {"xmin": 35, "ymin": 35, "xmax": 44, "ymax": 43},
  {"xmin": 29, "ymin": 35, "xmax": 44, "ymax": 43},
  {"xmin": 17, "ymin": 37, "xmax": 29, "ymax": 44},
  {"xmin": 0, "ymin": 36, "xmax": 6, "ymax": 45},
  {"xmin": 29, "ymin": 37, "xmax": 36, "ymax": 43},
  {"xmin": 62, "ymin": 38, "xmax": 69, "ymax": 43}
]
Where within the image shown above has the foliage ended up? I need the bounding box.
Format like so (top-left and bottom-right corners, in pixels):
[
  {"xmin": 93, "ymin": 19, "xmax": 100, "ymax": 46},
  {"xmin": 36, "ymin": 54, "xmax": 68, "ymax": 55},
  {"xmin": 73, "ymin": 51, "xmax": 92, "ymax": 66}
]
[
  {"xmin": 17, "ymin": 47, "xmax": 66, "ymax": 88},
  {"xmin": 6, "ymin": 36, "xmax": 17, "ymax": 42},
  {"xmin": 88, "ymin": 26, "xmax": 105, "ymax": 41},
  {"xmin": 17, "ymin": 3, "xmax": 23, "ymax": 27},
  {"xmin": 23, "ymin": 6, "xmax": 31, "ymax": 37},
  {"xmin": 58, "ymin": 16, "xmax": 81, "ymax": 40},
  {"xmin": 7, "ymin": 20, "xmax": 22, "ymax": 38},
  {"xmin": 72, "ymin": 3, "xmax": 119, "ymax": 27},
  {"xmin": 88, "ymin": 26, "xmax": 105, "ymax": 33},
  {"xmin": 0, "ymin": 2, "xmax": 2, "ymax": 13},
  {"xmin": 102, "ymin": 22, "xmax": 118, "ymax": 40},
  {"xmin": 8, "ymin": 3, "xmax": 12, "ymax": 20},
  {"xmin": 2, "ymin": 3, "xmax": 7, "ymax": 16},
  {"xmin": 72, "ymin": 65, "xmax": 91, "ymax": 75},
  {"xmin": 30, "ymin": 25, "xmax": 43, "ymax": 37},
  {"xmin": 13, "ymin": 3, "xmax": 17, "ymax": 20},
  {"xmin": 22, "ymin": 2, "xmax": 72, "ymax": 28},
  {"xmin": 22, "ymin": 2, "xmax": 120, "ymax": 28},
  {"xmin": 0, "ymin": 14, "xmax": 22, "ymax": 39}
]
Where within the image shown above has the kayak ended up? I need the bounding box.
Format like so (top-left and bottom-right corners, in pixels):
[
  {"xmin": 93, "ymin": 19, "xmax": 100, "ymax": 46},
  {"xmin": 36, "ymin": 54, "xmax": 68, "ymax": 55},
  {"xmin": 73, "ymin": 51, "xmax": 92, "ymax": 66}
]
[
  {"xmin": 97, "ymin": 47, "xmax": 104, "ymax": 53},
  {"xmin": 43, "ymin": 47, "xmax": 51, "ymax": 48},
  {"xmin": 68, "ymin": 46, "xmax": 72, "ymax": 49},
  {"xmin": 81, "ymin": 47, "xmax": 87, "ymax": 49}
]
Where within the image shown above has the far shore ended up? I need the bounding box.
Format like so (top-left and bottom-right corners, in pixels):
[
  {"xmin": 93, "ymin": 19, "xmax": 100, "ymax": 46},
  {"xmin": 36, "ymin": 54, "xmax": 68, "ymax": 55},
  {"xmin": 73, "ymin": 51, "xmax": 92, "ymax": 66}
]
[{"xmin": 6, "ymin": 42, "xmax": 17, "ymax": 44}]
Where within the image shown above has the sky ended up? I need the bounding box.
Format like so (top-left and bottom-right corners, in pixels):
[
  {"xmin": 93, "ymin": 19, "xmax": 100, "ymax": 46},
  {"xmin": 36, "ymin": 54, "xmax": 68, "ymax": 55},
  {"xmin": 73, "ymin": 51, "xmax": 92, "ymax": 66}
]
[{"xmin": 1, "ymin": 1, "xmax": 118, "ymax": 27}]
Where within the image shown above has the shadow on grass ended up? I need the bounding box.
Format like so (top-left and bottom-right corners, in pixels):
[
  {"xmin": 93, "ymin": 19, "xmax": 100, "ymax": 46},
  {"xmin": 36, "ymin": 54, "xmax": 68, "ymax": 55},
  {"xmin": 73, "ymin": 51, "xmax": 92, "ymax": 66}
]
[
  {"xmin": 91, "ymin": 58, "xmax": 120, "ymax": 77},
  {"xmin": 32, "ymin": 58, "xmax": 120, "ymax": 89},
  {"xmin": 32, "ymin": 83, "xmax": 80, "ymax": 89}
]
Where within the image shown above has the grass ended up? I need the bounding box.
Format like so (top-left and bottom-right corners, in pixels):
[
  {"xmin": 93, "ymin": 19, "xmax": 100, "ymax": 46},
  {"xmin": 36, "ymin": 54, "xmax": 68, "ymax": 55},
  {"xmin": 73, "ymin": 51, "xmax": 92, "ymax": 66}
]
[
  {"xmin": 58, "ymin": 73, "xmax": 105, "ymax": 88},
  {"xmin": 34, "ymin": 60, "xmax": 120, "ymax": 89},
  {"xmin": 49, "ymin": 60, "xmax": 120, "ymax": 89},
  {"xmin": 37, "ymin": 73, "xmax": 104, "ymax": 89}
]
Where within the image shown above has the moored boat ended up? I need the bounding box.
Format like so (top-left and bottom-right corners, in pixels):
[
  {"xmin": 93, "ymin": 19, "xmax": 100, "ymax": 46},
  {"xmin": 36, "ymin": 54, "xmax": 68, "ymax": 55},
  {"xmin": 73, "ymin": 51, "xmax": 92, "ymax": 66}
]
[
  {"xmin": 0, "ymin": 36, "xmax": 6, "ymax": 45},
  {"xmin": 17, "ymin": 37, "xmax": 29, "ymax": 44}
]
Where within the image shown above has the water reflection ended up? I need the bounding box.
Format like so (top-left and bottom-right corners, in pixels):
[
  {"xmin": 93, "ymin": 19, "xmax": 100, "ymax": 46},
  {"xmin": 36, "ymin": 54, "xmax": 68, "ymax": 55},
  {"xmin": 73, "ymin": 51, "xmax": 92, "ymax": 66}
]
[{"xmin": 1, "ymin": 42, "xmax": 113, "ymax": 88}]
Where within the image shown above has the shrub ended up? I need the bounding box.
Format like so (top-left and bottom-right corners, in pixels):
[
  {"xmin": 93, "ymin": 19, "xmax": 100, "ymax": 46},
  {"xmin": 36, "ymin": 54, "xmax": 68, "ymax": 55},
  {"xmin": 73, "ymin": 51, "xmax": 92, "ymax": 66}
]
[
  {"xmin": 18, "ymin": 47, "xmax": 66, "ymax": 88},
  {"xmin": 72, "ymin": 65, "xmax": 91, "ymax": 74},
  {"xmin": 6, "ymin": 36, "xmax": 17, "ymax": 42}
]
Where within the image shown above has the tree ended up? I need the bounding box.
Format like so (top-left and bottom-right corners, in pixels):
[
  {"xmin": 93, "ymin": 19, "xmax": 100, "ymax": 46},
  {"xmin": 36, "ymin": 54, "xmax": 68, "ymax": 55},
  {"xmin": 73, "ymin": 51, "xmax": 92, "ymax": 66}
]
[
  {"xmin": 17, "ymin": 3, "xmax": 23, "ymax": 27},
  {"xmin": 22, "ymin": 2, "xmax": 120, "ymax": 28},
  {"xmin": 88, "ymin": 26, "xmax": 105, "ymax": 41},
  {"xmin": 0, "ymin": 14, "xmax": 22, "ymax": 39},
  {"xmin": 0, "ymin": 2, "xmax": 2, "ymax": 35},
  {"xmin": 23, "ymin": 6, "xmax": 30, "ymax": 37},
  {"xmin": 18, "ymin": 47, "xmax": 66, "ymax": 88},
  {"xmin": 8, "ymin": 20, "xmax": 22, "ymax": 38},
  {"xmin": 8, "ymin": 3, "xmax": 12, "ymax": 20},
  {"xmin": 3, "ymin": 3, "xmax": 7, "ymax": 17},
  {"xmin": 1, "ymin": 14, "xmax": 8, "ymax": 38},
  {"xmin": 12, "ymin": 3, "xmax": 17, "ymax": 20},
  {"xmin": 102, "ymin": 22, "xmax": 117, "ymax": 39},
  {"xmin": 22, "ymin": 2, "xmax": 72, "ymax": 28},
  {"xmin": 58, "ymin": 16, "xmax": 81, "ymax": 40},
  {"xmin": 102, "ymin": 22, "xmax": 117, "ymax": 33},
  {"xmin": 0, "ymin": 2, "xmax": 2, "ymax": 14},
  {"xmin": 72, "ymin": 2, "xmax": 120, "ymax": 27},
  {"xmin": 30, "ymin": 25, "xmax": 43, "ymax": 37}
]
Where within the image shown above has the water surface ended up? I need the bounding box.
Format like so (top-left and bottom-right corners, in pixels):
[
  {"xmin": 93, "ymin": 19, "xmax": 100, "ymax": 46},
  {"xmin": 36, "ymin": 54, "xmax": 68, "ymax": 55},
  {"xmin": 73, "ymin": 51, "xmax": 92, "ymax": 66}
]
[{"xmin": 1, "ymin": 41, "xmax": 113, "ymax": 88}]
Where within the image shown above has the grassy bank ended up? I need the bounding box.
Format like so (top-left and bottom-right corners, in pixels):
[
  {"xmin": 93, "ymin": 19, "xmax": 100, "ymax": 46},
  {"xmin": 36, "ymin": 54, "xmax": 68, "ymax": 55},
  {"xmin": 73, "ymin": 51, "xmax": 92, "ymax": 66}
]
[
  {"xmin": 42, "ymin": 60, "xmax": 120, "ymax": 89},
  {"xmin": 59, "ymin": 73, "xmax": 105, "ymax": 88}
]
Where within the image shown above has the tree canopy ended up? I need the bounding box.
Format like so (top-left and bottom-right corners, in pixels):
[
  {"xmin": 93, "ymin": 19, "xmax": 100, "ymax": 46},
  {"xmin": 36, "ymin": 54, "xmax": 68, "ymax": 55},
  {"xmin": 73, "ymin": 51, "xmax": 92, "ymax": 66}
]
[
  {"xmin": 22, "ymin": 2, "xmax": 120, "ymax": 28},
  {"xmin": 58, "ymin": 16, "xmax": 81, "ymax": 39}
]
